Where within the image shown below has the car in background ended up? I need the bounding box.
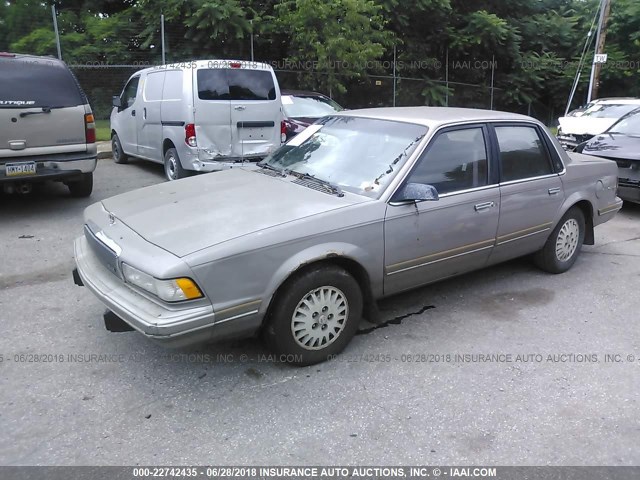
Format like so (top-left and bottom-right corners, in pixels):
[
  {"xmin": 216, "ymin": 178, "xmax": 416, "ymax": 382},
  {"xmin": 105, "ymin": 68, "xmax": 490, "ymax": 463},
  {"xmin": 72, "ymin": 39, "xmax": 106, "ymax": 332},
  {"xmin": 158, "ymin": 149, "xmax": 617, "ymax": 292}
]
[
  {"xmin": 557, "ymin": 98, "xmax": 640, "ymax": 150},
  {"xmin": 110, "ymin": 60, "xmax": 283, "ymax": 181},
  {"xmin": 0, "ymin": 52, "xmax": 97, "ymax": 197},
  {"xmin": 281, "ymin": 90, "xmax": 343, "ymax": 140},
  {"xmin": 74, "ymin": 107, "xmax": 621, "ymax": 366},
  {"xmin": 579, "ymin": 108, "xmax": 640, "ymax": 204}
]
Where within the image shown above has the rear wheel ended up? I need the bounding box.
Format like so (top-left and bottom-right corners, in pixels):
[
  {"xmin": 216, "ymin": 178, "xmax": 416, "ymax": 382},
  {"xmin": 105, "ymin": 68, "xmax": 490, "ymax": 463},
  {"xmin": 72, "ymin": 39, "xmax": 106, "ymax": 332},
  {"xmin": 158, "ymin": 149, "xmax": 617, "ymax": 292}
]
[
  {"xmin": 164, "ymin": 147, "xmax": 191, "ymax": 181},
  {"xmin": 263, "ymin": 265, "xmax": 363, "ymax": 366},
  {"xmin": 67, "ymin": 172, "xmax": 93, "ymax": 198},
  {"xmin": 112, "ymin": 134, "xmax": 128, "ymax": 164},
  {"xmin": 534, "ymin": 207, "xmax": 585, "ymax": 274}
]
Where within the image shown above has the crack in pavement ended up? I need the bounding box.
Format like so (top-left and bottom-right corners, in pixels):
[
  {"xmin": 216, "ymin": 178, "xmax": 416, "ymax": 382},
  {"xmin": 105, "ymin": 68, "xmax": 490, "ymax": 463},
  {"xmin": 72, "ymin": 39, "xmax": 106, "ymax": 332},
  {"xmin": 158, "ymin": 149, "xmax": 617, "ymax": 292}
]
[{"xmin": 357, "ymin": 305, "xmax": 436, "ymax": 335}]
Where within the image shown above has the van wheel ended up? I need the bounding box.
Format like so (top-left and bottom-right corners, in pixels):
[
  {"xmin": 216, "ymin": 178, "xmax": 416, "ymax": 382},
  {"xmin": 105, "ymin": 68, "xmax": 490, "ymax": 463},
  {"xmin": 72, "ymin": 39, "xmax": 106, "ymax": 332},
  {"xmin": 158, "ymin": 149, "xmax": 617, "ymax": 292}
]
[
  {"xmin": 67, "ymin": 173, "xmax": 93, "ymax": 198},
  {"xmin": 534, "ymin": 207, "xmax": 585, "ymax": 274},
  {"xmin": 164, "ymin": 148, "xmax": 191, "ymax": 181},
  {"xmin": 112, "ymin": 134, "xmax": 128, "ymax": 164},
  {"xmin": 263, "ymin": 265, "xmax": 363, "ymax": 366}
]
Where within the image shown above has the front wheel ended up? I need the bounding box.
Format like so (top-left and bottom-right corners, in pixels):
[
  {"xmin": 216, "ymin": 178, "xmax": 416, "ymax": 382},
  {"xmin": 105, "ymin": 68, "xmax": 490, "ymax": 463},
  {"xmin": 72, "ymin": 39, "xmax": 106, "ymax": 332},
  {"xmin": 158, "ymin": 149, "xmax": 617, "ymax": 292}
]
[
  {"xmin": 112, "ymin": 134, "xmax": 128, "ymax": 164},
  {"xmin": 534, "ymin": 207, "xmax": 585, "ymax": 274},
  {"xmin": 164, "ymin": 148, "xmax": 191, "ymax": 181},
  {"xmin": 263, "ymin": 265, "xmax": 363, "ymax": 366}
]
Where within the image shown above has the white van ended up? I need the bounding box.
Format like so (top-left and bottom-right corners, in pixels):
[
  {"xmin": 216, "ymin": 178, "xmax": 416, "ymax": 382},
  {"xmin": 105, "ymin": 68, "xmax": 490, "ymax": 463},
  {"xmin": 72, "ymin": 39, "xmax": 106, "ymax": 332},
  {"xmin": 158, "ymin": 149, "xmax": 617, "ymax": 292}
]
[{"xmin": 110, "ymin": 60, "xmax": 284, "ymax": 180}]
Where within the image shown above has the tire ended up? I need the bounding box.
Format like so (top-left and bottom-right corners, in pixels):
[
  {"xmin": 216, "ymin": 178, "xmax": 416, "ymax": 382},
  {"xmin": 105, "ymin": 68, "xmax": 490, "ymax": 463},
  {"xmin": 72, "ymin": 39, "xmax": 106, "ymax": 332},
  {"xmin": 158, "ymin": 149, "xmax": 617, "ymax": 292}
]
[
  {"xmin": 112, "ymin": 134, "xmax": 128, "ymax": 164},
  {"xmin": 164, "ymin": 147, "xmax": 192, "ymax": 181},
  {"xmin": 534, "ymin": 207, "xmax": 585, "ymax": 274},
  {"xmin": 263, "ymin": 265, "xmax": 363, "ymax": 366},
  {"xmin": 67, "ymin": 172, "xmax": 93, "ymax": 198}
]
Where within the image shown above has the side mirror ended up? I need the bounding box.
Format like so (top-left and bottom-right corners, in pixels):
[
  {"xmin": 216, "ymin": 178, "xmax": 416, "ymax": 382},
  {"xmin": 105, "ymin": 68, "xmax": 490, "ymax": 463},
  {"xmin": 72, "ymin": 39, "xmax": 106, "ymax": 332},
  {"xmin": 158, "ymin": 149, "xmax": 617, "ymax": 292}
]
[
  {"xmin": 392, "ymin": 183, "xmax": 439, "ymax": 203},
  {"xmin": 112, "ymin": 95, "xmax": 122, "ymax": 108}
]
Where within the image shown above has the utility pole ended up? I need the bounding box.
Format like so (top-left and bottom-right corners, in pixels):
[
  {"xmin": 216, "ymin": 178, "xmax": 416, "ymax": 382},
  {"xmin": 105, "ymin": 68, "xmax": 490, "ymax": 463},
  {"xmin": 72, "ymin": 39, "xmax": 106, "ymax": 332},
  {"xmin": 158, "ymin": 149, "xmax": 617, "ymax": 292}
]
[
  {"xmin": 51, "ymin": 5, "xmax": 62, "ymax": 60},
  {"xmin": 587, "ymin": 0, "xmax": 612, "ymax": 103},
  {"xmin": 161, "ymin": 14, "xmax": 166, "ymax": 65}
]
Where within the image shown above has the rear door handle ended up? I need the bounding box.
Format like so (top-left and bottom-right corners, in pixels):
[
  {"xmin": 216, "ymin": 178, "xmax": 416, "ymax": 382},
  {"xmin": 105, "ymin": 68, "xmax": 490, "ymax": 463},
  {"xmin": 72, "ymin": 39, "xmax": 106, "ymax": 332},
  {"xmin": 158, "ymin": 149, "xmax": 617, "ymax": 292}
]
[
  {"xmin": 234, "ymin": 105, "xmax": 246, "ymax": 111},
  {"xmin": 131, "ymin": 109, "xmax": 136, "ymax": 117},
  {"xmin": 548, "ymin": 187, "xmax": 561, "ymax": 195},
  {"xmin": 143, "ymin": 107, "xmax": 147, "ymax": 120},
  {"xmin": 474, "ymin": 201, "xmax": 495, "ymax": 212}
]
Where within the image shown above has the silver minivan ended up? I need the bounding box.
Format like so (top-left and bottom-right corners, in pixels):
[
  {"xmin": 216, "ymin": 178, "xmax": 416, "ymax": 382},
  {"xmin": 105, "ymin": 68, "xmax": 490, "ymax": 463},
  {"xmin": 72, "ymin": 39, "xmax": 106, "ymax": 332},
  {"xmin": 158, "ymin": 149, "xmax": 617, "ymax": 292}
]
[
  {"xmin": 110, "ymin": 60, "xmax": 284, "ymax": 181},
  {"xmin": 0, "ymin": 53, "xmax": 97, "ymax": 197}
]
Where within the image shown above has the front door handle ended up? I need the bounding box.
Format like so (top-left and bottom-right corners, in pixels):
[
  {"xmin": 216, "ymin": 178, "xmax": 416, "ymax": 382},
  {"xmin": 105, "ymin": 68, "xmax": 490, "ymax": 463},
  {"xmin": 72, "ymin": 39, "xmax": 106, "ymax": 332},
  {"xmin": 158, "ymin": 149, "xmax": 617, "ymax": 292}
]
[
  {"xmin": 474, "ymin": 201, "xmax": 495, "ymax": 212},
  {"xmin": 143, "ymin": 107, "xmax": 147, "ymax": 120},
  {"xmin": 234, "ymin": 105, "xmax": 246, "ymax": 111},
  {"xmin": 131, "ymin": 109, "xmax": 136, "ymax": 117},
  {"xmin": 548, "ymin": 187, "xmax": 561, "ymax": 195}
]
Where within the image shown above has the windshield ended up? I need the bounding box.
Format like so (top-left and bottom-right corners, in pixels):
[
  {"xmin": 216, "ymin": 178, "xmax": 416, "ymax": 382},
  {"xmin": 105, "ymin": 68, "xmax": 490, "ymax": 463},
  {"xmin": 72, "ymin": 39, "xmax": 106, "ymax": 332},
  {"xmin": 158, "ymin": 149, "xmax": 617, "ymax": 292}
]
[
  {"xmin": 581, "ymin": 103, "xmax": 639, "ymax": 119},
  {"xmin": 283, "ymin": 95, "xmax": 343, "ymax": 118},
  {"xmin": 608, "ymin": 110, "xmax": 640, "ymax": 136},
  {"xmin": 261, "ymin": 116, "xmax": 427, "ymax": 198}
]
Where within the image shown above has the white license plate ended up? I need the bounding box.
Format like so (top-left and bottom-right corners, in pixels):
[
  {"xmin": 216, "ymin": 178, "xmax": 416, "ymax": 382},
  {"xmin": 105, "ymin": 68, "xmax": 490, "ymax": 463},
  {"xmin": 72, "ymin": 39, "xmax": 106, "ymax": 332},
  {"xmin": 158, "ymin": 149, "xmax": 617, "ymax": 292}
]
[{"xmin": 6, "ymin": 162, "xmax": 36, "ymax": 177}]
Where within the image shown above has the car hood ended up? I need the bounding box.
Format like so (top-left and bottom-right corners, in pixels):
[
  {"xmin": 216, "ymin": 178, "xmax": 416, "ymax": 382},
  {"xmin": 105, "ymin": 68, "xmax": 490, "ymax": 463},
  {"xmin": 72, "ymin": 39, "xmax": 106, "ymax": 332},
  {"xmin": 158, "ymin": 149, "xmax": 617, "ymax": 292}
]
[
  {"xmin": 582, "ymin": 133, "xmax": 640, "ymax": 161},
  {"xmin": 101, "ymin": 168, "xmax": 365, "ymax": 257},
  {"xmin": 558, "ymin": 116, "xmax": 618, "ymax": 136}
]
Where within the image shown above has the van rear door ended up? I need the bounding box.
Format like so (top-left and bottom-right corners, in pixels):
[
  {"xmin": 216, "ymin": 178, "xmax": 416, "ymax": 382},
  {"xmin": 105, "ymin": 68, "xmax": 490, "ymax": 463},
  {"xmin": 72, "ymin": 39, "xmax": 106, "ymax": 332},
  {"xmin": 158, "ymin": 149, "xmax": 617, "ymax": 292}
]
[
  {"xmin": 194, "ymin": 68, "xmax": 232, "ymax": 158},
  {"xmin": 228, "ymin": 68, "xmax": 280, "ymax": 158},
  {"xmin": 0, "ymin": 57, "xmax": 87, "ymax": 159}
]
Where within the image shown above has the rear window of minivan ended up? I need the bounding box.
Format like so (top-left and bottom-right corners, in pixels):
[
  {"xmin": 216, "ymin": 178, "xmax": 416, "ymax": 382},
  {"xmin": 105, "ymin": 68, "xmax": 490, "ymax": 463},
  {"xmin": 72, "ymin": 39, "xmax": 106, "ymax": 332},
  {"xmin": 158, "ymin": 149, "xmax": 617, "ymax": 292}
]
[
  {"xmin": 197, "ymin": 69, "xmax": 276, "ymax": 101},
  {"xmin": 0, "ymin": 58, "xmax": 86, "ymax": 108}
]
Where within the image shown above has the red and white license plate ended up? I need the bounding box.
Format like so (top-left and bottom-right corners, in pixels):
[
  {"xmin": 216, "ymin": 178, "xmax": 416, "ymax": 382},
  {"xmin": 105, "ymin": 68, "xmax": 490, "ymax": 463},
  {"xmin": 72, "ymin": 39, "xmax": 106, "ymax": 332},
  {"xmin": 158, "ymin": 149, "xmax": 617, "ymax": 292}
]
[{"xmin": 6, "ymin": 162, "xmax": 36, "ymax": 177}]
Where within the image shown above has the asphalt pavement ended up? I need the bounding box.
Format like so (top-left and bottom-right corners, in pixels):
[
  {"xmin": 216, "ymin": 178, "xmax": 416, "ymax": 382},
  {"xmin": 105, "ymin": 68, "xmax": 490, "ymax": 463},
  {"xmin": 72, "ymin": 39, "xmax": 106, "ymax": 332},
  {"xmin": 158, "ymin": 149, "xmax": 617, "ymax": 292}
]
[{"xmin": 1, "ymin": 157, "xmax": 639, "ymax": 466}]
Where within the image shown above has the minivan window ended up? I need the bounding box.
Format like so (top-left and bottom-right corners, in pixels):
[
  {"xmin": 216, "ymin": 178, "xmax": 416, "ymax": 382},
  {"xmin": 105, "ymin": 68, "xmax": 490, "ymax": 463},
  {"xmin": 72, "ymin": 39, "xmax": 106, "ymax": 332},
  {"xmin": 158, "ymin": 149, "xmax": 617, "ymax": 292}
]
[
  {"xmin": 121, "ymin": 76, "xmax": 139, "ymax": 109},
  {"xmin": 495, "ymin": 126, "xmax": 553, "ymax": 182},
  {"xmin": 197, "ymin": 69, "xmax": 276, "ymax": 101},
  {"xmin": 144, "ymin": 72, "xmax": 164, "ymax": 101},
  {"xmin": 0, "ymin": 59, "xmax": 85, "ymax": 108},
  {"xmin": 407, "ymin": 127, "xmax": 488, "ymax": 194}
]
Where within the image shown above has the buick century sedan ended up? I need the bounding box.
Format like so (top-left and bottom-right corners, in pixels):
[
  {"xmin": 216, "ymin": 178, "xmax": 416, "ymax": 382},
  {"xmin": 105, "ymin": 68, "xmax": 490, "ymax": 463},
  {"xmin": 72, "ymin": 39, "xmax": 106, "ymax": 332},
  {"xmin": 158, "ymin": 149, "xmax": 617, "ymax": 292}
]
[{"xmin": 73, "ymin": 107, "xmax": 622, "ymax": 365}]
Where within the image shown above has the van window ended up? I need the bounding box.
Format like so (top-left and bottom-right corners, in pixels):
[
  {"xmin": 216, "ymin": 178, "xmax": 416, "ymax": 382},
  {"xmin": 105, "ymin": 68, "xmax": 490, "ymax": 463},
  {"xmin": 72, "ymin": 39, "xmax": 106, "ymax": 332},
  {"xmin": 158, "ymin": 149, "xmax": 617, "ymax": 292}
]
[
  {"xmin": 197, "ymin": 69, "xmax": 276, "ymax": 101},
  {"xmin": 144, "ymin": 72, "xmax": 164, "ymax": 101},
  {"xmin": 0, "ymin": 58, "xmax": 85, "ymax": 108},
  {"xmin": 121, "ymin": 76, "xmax": 139, "ymax": 109}
]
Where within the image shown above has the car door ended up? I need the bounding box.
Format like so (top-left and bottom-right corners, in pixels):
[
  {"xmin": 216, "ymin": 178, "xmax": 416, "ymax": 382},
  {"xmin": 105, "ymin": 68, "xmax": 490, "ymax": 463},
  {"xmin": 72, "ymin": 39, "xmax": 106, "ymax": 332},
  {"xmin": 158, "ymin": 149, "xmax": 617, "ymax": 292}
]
[
  {"xmin": 194, "ymin": 68, "xmax": 232, "ymax": 158},
  {"xmin": 227, "ymin": 68, "xmax": 281, "ymax": 159},
  {"xmin": 116, "ymin": 75, "xmax": 140, "ymax": 155},
  {"xmin": 384, "ymin": 125, "xmax": 500, "ymax": 296},
  {"xmin": 488, "ymin": 123, "xmax": 565, "ymax": 264},
  {"xmin": 137, "ymin": 70, "xmax": 164, "ymax": 161}
]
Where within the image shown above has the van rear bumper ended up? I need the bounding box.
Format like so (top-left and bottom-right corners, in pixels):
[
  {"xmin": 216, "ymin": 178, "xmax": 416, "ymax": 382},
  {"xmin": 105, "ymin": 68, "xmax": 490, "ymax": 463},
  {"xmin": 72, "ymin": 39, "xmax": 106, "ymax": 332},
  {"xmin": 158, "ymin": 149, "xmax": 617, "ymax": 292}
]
[
  {"xmin": 192, "ymin": 157, "xmax": 263, "ymax": 172},
  {"xmin": 0, "ymin": 155, "xmax": 97, "ymax": 183}
]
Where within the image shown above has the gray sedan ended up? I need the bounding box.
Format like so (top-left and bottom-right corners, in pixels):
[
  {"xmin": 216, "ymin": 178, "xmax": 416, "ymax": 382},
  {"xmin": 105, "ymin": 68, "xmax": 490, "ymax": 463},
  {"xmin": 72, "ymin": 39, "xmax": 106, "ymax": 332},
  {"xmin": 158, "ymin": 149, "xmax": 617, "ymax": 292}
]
[{"xmin": 73, "ymin": 107, "xmax": 622, "ymax": 365}]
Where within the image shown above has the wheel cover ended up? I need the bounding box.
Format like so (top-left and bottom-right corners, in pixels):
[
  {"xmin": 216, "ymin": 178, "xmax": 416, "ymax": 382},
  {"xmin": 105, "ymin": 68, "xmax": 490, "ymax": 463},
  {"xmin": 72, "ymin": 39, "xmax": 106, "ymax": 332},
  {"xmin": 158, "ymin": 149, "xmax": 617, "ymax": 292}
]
[
  {"xmin": 112, "ymin": 139, "xmax": 120, "ymax": 160},
  {"xmin": 166, "ymin": 154, "xmax": 178, "ymax": 180},
  {"xmin": 555, "ymin": 218, "xmax": 580, "ymax": 262},
  {"xmin": 291, "ymin": 286, "xmax": 349, "ymax": 351}
]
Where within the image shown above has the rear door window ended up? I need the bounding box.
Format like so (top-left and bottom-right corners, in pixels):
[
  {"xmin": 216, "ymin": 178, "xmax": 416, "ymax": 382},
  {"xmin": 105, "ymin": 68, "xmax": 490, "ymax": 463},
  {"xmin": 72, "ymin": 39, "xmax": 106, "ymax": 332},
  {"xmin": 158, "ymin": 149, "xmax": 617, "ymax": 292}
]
[
  {"xmin": 0, "ymin": 58, "xmax": 85, "ymax": 108},
  {"xmin": 197, "ymin": 69, "xmax": 276, "ymax": 101},
  {"xmin": 495, "ymin": 126, "xmax": 554, "ymax": 182}
]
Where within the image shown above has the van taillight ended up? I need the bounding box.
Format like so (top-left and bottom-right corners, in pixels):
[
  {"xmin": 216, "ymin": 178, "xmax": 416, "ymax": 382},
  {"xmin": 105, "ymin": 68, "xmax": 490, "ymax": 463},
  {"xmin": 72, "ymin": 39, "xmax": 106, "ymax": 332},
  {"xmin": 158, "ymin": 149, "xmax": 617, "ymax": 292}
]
[
  {"xmin": 185, "ymin": 123, "xmax": 197, "ymax": 147},
  {"xmin": 85, "ymin": 113, "xmax": 96, "ymax": 144},
  {"xmin": 281, "ymin": 121, "xmax": 287, "ymax": 144}
]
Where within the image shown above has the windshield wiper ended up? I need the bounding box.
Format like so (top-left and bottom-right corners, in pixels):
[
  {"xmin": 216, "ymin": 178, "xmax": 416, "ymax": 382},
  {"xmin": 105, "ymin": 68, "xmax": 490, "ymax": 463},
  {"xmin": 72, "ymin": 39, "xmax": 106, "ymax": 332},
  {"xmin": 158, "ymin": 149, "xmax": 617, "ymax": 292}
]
[
  {"xmin": 374, "ymin": 133, "xmax": 426, "ymax": 185},
  {"xmin": 294, "ymin": 172, "xmax": 344, "ymax": 197},
  {"xmin": 19, "ymin": 106, "xmax": 57, "ymax": 117},
  {"xmin": 257, "ymin": 161, "xmax": 288, "ymax": 177}
]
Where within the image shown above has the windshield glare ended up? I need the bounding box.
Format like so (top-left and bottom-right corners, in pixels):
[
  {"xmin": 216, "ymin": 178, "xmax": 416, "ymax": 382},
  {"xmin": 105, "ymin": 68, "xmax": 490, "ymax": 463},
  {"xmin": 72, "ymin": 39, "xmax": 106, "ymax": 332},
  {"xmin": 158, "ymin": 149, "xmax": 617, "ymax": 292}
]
[
  {"xmin": 609, "ymin": 111, "xmax": 640, "ymax": 135},
  {"xmin": 262, "ymin": 116, "xmax": 428, "ymax": 198},
  {"xmin": 582, "ymin": 103, "xmax": 639, "ymax": 119},
  {"xmin": 283, "ymin": 95, "xmax": 343, "ymax": 118}
]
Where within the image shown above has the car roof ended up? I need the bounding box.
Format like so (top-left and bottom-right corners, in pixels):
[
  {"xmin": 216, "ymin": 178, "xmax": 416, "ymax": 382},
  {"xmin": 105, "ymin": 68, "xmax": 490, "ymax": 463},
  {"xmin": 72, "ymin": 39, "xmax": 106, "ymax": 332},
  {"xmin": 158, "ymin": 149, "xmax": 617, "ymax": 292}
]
[
  {"xmin": 0, "ymin": 52, "xmax": 66, "ymax": 67},
  {"xmin": 336, "ymin": 106, "xmax": 534, "ymax": 128},
  {"xmin": 595, "ymin": 98, "xmax": 640, "ymax": 105}
]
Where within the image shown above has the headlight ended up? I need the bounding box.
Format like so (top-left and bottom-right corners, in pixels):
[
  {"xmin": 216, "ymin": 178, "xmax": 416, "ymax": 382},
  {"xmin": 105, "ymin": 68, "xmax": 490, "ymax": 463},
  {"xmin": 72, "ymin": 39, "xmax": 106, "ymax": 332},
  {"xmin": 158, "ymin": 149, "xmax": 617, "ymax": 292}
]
[{"xmin": 121, "ymin": 263, "xmax": 203, "ymax": 302}]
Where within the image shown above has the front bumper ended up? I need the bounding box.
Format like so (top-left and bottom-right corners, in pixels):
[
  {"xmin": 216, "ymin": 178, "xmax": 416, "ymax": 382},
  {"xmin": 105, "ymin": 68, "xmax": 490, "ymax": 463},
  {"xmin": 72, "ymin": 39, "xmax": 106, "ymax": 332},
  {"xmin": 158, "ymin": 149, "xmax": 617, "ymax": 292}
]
[
  {"xmin": 557, "ymin": 134, "xmax": 594, "ymax": 151},
  {"xmin": 0, "ymin": 154, "xmax": 96, "ymax": 183},
  {"xmin": 73, "ymin": 235, "xmax": 259, "ymax": 347}
]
